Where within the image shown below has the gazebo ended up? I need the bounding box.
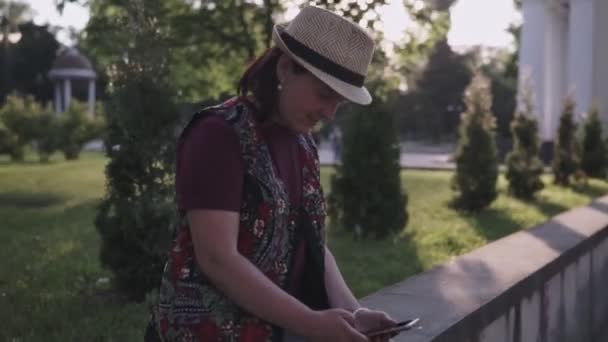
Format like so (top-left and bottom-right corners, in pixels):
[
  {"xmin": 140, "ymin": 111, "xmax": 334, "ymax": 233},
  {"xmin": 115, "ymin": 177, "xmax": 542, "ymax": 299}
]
[{"xmin": 48, "ymin": 47, "xmax": 97, "ymax": 117}]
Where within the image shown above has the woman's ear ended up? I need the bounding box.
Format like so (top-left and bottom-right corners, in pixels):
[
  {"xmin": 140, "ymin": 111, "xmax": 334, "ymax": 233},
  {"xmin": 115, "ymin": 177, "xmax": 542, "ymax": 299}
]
[{"xmin": 276, "ymin": 54, "xmax": 290, "ymax": 84}]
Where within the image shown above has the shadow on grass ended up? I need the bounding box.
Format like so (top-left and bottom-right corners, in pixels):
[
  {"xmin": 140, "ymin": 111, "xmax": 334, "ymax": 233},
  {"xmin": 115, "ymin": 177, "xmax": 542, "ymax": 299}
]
[
  {"xmin": 466, "ymin": 207, "xmax": 522, "ymax": 242},
  {"xmin": 0, "ymin": 191, "xmax": 66, "ymax": 208},
  {"xmin": 0, "ymin": 158, "xmax": 59, "ymax": 166},
  {"xmin": 570, "ymin": 181, "xmax": 608, "ymax": 200},
  {"xmin": 327, "ymin": 225, "xmax": 425, "ymax": 297},
  {"xmin": 528, "ymin": 196, "xmax": 569, "ymax": 218}
]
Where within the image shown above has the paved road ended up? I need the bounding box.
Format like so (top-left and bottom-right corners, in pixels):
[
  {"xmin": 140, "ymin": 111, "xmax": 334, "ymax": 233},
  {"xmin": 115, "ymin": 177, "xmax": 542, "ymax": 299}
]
[
  {"xmin": 318, "ymin": 142, "xmax": 455, "ymax": 170},
  {"xmin": 85, "ymin": 139, "xmax": 457, "ymax": 170}
]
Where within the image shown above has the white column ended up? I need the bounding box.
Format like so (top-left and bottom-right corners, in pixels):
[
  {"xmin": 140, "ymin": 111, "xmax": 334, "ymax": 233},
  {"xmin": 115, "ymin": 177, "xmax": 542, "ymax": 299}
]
[
  {"xmin": 87, "ymin": 79, "xmax": 96, "ymax": 118},
  {"xmin": 592, "ymin": 0, "xmax": 608, "ymax": 131},
  {"xmin": 544, "ymin": 2, "xmax": 568, "ymax": 141},
  {"xmin": 567, "ymin": 0, "xmax": 595, "ymax": 119},
  {"xmin": 519, "ymin": 0, "xmax": 549, "ymax": 140},
  {"xmin": 54, "ymin": 81, "xmax": 61, "ymax": 115},
  {"xmin": 63, "ymin": 79, "xmax": 72, "ymax": 110}
]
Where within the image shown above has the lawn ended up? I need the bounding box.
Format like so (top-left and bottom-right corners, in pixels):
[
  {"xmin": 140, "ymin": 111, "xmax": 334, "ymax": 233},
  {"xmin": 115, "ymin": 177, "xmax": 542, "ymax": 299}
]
[{"xmin": 2, "ymin": 152, "xmax": 607, "ymax": 341}]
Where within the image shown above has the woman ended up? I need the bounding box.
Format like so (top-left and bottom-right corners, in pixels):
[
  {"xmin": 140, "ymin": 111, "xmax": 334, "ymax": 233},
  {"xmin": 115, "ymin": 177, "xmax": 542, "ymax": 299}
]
[{"xmin": 148, "ymin": 6, "xmax": 397, "ymax": 342}]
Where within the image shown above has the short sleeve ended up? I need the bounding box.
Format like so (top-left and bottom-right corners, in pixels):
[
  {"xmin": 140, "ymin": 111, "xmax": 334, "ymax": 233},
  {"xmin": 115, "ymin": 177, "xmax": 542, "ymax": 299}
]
[{"xmin": 176, "ymin": 115, "xmax": 244, "ymax": 211}]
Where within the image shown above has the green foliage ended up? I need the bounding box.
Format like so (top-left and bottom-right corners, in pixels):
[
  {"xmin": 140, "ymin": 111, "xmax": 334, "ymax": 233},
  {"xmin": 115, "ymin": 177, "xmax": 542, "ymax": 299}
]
[
  {"xmin": 0, "ymin": 94, "xmax": 38, "ymax": 160},
  {"xmin": 0, "ymin": 0, "xmax": 60, "ymax": 104},
  {"xmin": 31, "ymin": 105, "xmax": 59, "ymax": 163},
  {"xmin": 94, "ymin": 0, "xmax": 179, "ymax": 301},
  {"xmin": 328, "ymin": 104, "xmax": 408, "ymax": 239},
  {"xmin": 453, "ymin": 73, "xmax": 498, "ymax": 211},
  {"xmin": 307, "ymin": 0, "xmax": 389, "ymax": 28},
  {"xmin": 480, "ymin": 51, "xmax": 517, "ymax": 139},
  {"xmin": 552, "ymin": 97, "xmax": 579, "ymax": 186},
  {"xmin": 580, "ymin": 105, "xmax": 607, "ymax": 178},
  {"xmin": 82, "ymin": 0, "xmax": 284, "ymax": 103},
  {"xmin": 404, "ymin": 40, "xmax": 472, "ymax": 141},
  {"xmin": 56, "ymin": 101, "xmax": 104, "ymax": 161},
  {"xmin": 395, "ymin": 0, "xmax": 454, "ymax": 83},
  {"xmin": 505, "ymin": 85, "xmax": 543, "ymax": 199},
  {"xmin": 0, "ymin": 119, "xmax": 18, "ymax": 157},
  {"xmin": 11, "ymin": 22, "xmax": 61, "ymax": 103}
]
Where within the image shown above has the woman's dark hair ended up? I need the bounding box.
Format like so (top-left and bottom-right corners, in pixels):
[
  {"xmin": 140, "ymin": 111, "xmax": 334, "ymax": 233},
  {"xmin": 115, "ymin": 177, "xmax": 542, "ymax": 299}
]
[{"xmin": 238, "ymin": 47, "xmax": 306, "ymax": 122}]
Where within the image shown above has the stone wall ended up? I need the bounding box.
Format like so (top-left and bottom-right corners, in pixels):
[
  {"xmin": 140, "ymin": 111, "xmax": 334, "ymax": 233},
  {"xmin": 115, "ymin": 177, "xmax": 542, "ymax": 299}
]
[{"xmin": 361, "ymin": 196, "xmax": 608, "ymax": 342}]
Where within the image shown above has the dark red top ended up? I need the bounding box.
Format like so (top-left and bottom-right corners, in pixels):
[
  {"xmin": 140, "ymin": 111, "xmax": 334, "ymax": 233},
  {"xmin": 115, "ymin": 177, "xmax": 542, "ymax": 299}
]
[
  {"xmin": 177, "ymin": 115, "xmax": 302, "ymax": 210},
  {"xmin": 176, "ymin": 114, "xmax": 307, "ymax": 294}
]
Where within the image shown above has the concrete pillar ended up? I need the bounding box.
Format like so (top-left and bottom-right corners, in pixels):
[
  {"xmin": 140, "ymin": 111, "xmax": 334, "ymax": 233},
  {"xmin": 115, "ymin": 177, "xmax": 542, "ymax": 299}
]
[
  {"xmin": 519, "ymin": 0, "xmax": 549, "ymax": 138},
  {"xmin": 545, "ymin": 2, "xmax": 568, "ymax": 141},
  {"xmin": 592, "ymin": 0, "xmax": 608, "ymax": 131},
  {"xmin": 54, "ymin": 81, "xmax": 61, "ymax": 115},
  {"xmin": 63, "ymin": 79, "xmax": 72, "ymax": 111},
  {"xmin": 87, "ymin": 79, "xmax": 95, "ymax": 118},
  {"xmin": 567, "ymin": 0, "xmax": 595, "ymax": 118},
  {"xmin": 520, "ymin": 0, "xmax": 573, "ymax": 161}
]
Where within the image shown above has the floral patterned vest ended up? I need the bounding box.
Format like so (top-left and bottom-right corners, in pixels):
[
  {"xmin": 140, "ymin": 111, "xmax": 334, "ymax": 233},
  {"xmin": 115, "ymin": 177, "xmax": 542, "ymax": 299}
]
[{"xmin": 151, "ymin": 97, "xmax": 329, "ymax": 341}]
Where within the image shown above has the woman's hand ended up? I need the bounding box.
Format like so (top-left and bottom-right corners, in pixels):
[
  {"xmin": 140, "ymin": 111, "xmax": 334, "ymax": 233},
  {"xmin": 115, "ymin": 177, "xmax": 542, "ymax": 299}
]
[
  {"xmin": 354, "ymin": 308, "xmax": 397, "ymax": 342},
  {"xmin": 307, "ymin": 308, "xmax": 369, "ymax": 342}
]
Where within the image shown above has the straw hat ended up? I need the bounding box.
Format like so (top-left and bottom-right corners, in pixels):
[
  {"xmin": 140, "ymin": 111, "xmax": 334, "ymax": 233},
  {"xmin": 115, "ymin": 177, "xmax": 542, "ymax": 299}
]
[{"xmin": 272, "ymin": 6, "xmax": 375, "ymax": 105}]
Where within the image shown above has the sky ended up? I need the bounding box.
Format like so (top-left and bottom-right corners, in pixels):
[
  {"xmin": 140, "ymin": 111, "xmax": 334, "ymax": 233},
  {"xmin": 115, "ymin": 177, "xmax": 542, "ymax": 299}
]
[{"xmin": 23, "ymin": 0, "xmax": 520, "ymax": 49}]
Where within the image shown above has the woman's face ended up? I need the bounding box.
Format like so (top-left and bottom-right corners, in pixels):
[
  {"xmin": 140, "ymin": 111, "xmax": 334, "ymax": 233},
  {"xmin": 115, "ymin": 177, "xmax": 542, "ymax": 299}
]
[{"xmin": 275, "ymin": 55, "xmax": 345, "ymax": 133}]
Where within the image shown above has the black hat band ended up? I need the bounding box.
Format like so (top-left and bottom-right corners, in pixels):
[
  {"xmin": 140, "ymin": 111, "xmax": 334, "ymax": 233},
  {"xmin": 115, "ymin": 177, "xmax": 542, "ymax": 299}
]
[{"xmin": 280, "ymin": 31, "xmax": 365, "ymax": 87}]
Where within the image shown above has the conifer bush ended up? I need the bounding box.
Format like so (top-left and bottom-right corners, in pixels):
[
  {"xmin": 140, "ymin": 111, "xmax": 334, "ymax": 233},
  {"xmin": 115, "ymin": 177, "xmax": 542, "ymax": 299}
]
[
  {"xmin": 580, "ymin": 105, "xmax": 606, "ymax": 178},
  {"xmin": 505, "ymin": 85, "xmax": 544, "ymax": 199},
  {"xmin": 452, "ymin": 72, "xmax": 498, "ymax": 211},
  {"xmin": 552, "ymin": 97, "xmax": 579, "ymax": 186},
  {"xmin": 94, "ymin": 0, "xmax": 178, "ymax": 301},
  {"xmin": 328, "ymin": 105, "xmax": 408, "ymax": 239}
]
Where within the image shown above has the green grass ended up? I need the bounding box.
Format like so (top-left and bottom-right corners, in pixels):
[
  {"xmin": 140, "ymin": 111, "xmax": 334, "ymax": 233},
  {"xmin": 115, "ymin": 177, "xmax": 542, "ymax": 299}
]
[
  {"xmin": 321, "ymin": 167, "xmax": 608, "ymax": 296},
  {"xmin": 1, "ymin": 153, "xmax": 607, "ymax": 341},
  {"xmin": 0, "ymin": 152, "xmax": 146, "ymax": 341}
]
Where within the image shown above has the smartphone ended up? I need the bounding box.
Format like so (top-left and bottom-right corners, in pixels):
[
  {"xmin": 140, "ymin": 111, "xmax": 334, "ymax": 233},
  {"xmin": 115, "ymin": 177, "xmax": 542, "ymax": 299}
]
[{"xmin": 364, "ymin": 318, "xmax": 420, "ymax": 338}]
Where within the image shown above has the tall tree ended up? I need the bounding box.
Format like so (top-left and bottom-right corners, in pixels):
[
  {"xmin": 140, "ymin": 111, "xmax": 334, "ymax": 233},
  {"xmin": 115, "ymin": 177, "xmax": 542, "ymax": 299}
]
[
  {"xmin": 410, "ymin": 39, "xmax": 472, "ymax": 141},
  {"xmin": 307, "ymin": 0, "xmax": 389, "ymax": 27},
  {"xmin": 0, "ymin": 0, "xmax": 32, "ymax": 103},
  {"xmin": 394, "ymin": 0, "xmax": 455, "ymax": 85},
  {"xmin": 81, "ymin": 0, "xmax": 284, "ymax": 104},
  {"xmin": 12, "ymin": 22, "xmax": 60, "ymax": 105}
]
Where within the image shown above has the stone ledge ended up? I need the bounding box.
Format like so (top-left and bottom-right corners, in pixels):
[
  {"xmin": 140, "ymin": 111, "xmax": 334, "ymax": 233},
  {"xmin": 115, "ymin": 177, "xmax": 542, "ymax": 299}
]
[{"xmin": 360, "ymin": 196, "xmax": 608, "ymax": 341}]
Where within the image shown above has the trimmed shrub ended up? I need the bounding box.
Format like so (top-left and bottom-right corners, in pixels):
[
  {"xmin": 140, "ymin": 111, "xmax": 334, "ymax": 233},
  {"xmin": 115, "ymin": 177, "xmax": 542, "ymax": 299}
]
[
  {"xmin": 580, "ymin": 105, "xmax": 606, "ymax": 178},
  {"xmin": 452, "ymin": 72, "xmax": 498, "ymax": 211},
  {"xmin": 0, "ymin": 94, "xmax": 38, "ymax": 161},
  {"xmin": 328, "ymin": 105, "xmax": 407, "ymax": 239},
  {"xmin": 56, "ymin": 100, "xmax": 105, "ymax": 160},
  {"xmin": 94, "ymin": 0, "xmax": 178, "ymax": 301},
  {"xmin": 552, "ymin": 97, "xmax": 579, "ymax": 186},
  {"xmin": 505, "ymin": 85, "xmax": 544, "ymax": 199},
  {"xmin": 32, "ymin": 106, "xmax": 60, "ymax": 163}
]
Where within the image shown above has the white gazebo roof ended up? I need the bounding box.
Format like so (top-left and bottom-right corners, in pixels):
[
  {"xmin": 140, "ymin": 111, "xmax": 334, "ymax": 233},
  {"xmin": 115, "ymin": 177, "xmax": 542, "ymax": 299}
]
[{"xmin": 49, "ymin": 47, "xmax": 96, "ymax": 80}]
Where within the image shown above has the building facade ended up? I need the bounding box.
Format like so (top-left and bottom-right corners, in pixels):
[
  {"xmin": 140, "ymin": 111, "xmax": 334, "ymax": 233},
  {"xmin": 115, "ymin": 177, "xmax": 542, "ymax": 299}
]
[{"xmin": 519, "ymin": 0, "xmax": 608, "ymax": 148}]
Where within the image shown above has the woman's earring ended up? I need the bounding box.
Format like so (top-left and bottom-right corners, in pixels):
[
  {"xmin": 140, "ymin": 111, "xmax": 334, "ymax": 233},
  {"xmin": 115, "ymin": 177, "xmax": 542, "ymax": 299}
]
[{"xmin": 277, "ymin": 83, "xmax": 283, "ymax": 91}]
